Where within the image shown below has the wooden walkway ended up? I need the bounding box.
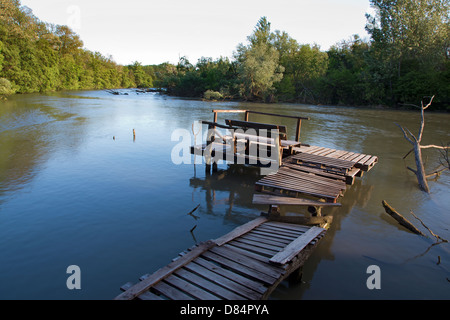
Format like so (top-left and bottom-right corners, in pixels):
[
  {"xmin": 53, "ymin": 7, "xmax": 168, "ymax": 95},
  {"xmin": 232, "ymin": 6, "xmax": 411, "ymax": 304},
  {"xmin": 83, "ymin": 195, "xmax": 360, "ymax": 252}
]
[{"xmin": 115, "ymin": 217, "xmax": 327, "ymax": 300}]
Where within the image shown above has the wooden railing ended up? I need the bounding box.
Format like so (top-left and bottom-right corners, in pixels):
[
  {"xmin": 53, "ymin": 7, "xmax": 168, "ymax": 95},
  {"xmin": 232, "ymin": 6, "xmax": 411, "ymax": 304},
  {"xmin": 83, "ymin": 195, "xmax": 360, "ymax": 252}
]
[{"xmin": 212, "ymin": 109, "xmax": 310, "ymax": 142}]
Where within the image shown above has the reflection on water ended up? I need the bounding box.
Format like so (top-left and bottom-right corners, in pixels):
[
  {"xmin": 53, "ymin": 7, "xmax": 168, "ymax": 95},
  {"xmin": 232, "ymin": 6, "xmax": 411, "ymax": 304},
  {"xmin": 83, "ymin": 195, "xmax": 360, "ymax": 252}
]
[{"xmin": 0, "ymin": 90, "xmax": 449, "ymax": 300}]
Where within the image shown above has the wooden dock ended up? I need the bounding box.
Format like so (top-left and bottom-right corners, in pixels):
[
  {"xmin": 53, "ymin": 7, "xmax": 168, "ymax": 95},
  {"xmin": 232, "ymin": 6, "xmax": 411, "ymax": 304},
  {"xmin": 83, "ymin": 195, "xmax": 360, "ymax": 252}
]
[
  {"xmin": 115, "ymin": 109, "xmax": 379, "ymax": 301},
  {"xmin": 254, "ymin": 145, "xmax": 378, "ymax": 203},
  {"xmin": 115, "ymin": 216, "xmax": 328, "ymax": 300}
]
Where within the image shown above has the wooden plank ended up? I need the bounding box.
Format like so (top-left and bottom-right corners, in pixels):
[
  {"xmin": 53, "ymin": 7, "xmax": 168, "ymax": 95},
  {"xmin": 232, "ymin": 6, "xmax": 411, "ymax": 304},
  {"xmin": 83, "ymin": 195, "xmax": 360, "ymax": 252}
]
[
  {"xmin": 121, "ymin": 282, "xmax": 165, "ymax": 300},
  {"xmin": 175, "ymin": 268, "xmax": 247, "ymax": 300},
  {"xmin": 252, "ymin": 194, "xmax": 341, "ymax": 207},
  {"xmin": 210, "ymin": 246, "xmax": 284, "ymax": 279},
  {"xmin": 255, "ymin": 224, "xmax": 304, "ymax": 238},
  {"xmin": 115, "ymin": 241, "xmax": 216, "ymax": 300},
  {"xmin": 184, "ymin": 262, "xmax": 262, "ymax": 300},
  {"xmin": 212, "ymin": 109, "xmax": 247, "ymax": 113},
  {"xmin": 264, "ymin": 221, "xmax": 312, "ymax": 232},
  {"xmin": 246, "ymin": 110, "xmax": 310, "ymax": 121},
  {"xmin": 214, "ymin": 217, "xmax": 268, "ymax": 246},
  {"xmin": 239, "ymin": 234, "xmax": 287, "ymax": 249},
  {"xmin": 201, "ymin": 251, "xmax": 277, "ymax": 285},
  {"xmin": 248, "ymin": 229, "xmax": 298, "ymax": 242},
  {"xmin": 153, "ymin": 281, "xmax": 195, "ymax": 300},
  {"xmin": 240, "ymin": 232, "xmax": 292, "ymax": 246},
  {"xmin": 233, "ymin": 237, "xmax": 285, "ymax": 252},
  {"xmin": 164, "ymin": 274, "xmax": 221, "ymax": 300},
  {"xmin": 256, "ymin": 179, "xmax": 340, "ymax": 200},
  {"xmin": 278, "ymin": 167, "xmax": 347, "ymax": 189},
  {"xmin": 194, "ymin": 257, "xmax": 267, "ymax": 295},
  {"xmin": 225, "ymin": 119, "xmax": 287, "ymax": 134},
  {"xmin": 282, "ymin": 163, "xmax": 346, "ymax": 181},
  {"xmin": 228, "ymin": 239, "xmax": 279, "ymax": 257},
  {"xmin": 269, "ymin": 227, "xmax": 325, "ymax": 265}
]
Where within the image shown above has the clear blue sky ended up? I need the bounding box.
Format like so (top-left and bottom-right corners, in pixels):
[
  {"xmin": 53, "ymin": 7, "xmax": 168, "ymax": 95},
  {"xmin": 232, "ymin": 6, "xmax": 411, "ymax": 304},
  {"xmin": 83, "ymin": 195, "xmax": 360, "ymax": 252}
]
[{"xmin": 20, "ymin": 0, "xmax": 373, "ymax": 66}]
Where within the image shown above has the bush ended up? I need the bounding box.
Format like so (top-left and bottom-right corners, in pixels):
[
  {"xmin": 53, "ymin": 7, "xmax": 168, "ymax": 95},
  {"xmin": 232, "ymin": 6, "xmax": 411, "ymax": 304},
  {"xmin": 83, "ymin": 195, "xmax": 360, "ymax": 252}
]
[
  {"xmin": 0, "ymin": 78, "xmax": 15, "ymax": 95},
  {"xmin": 204, "ymin": 90, "xmax": 223, "ymax": 100}
]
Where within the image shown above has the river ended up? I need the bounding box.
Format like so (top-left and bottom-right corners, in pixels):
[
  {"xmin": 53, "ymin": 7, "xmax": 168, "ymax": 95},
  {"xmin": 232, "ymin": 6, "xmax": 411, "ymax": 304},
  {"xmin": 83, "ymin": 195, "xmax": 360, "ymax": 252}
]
[{"xmin": 0, "ymin": 89, "xmax": 449, "ymax": 300}]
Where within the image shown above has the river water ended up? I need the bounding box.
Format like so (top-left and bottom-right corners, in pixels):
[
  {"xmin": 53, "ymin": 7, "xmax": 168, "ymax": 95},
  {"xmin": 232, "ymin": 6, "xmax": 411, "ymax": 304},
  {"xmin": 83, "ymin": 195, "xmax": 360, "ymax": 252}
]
[{"xmin": 0, "ymin": 89, "xmax": 449, "ymax": 300}]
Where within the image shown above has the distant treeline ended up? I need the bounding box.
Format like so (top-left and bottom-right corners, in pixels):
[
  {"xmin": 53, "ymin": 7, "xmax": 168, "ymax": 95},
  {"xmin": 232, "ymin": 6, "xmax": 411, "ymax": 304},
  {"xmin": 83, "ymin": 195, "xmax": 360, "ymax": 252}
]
[{"xmin": 1, "ymin": 0, "xmax": 449, "ymax": 109}]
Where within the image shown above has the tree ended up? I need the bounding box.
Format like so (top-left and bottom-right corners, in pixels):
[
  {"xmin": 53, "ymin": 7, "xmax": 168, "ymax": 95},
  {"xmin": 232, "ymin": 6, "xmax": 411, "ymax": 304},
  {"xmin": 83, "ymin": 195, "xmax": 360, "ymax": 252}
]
[
  {"xmin": 396, "ymin": 96, "xmax": 449, "ymax": 192},
  {"xmin": 365, "ymin": 0, "xmax": 450, "ymax": 105},
  {"xmin": 237, "ymin": 42, "xmax": 284, "ymax": 101},
  {"xmin": 235, "ymin": 17, "xmax": 284, "ymax": 101}
]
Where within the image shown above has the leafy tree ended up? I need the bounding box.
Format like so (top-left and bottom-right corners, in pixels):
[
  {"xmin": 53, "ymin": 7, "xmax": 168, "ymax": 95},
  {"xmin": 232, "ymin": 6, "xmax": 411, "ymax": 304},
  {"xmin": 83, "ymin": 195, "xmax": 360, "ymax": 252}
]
[
  {"xmin": 365, "ymin": 0, "xmax": 450, "ymax": 105},
  {"xmin": 235, "ymin": 17, "xmax": 284, "ymax": 101}
]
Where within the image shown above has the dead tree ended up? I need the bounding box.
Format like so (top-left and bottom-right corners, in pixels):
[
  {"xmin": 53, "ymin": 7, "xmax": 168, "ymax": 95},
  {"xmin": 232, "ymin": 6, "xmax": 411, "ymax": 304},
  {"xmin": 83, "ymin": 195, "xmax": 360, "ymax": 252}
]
[{"xmin": 395, "ymin": 96, "xmax": 449, "ymax": 193}]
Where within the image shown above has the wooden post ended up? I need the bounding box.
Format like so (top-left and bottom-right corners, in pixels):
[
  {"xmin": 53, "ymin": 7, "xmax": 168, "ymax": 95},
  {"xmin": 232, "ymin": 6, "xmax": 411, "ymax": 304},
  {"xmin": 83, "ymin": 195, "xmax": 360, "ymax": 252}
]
[
  {"xmin": 295, "ymin": 119, "xmax": 302, "ymax": 142},
  {"xmin": 244, "ymin": 111, "xmax": 249, "ymax": 122}
]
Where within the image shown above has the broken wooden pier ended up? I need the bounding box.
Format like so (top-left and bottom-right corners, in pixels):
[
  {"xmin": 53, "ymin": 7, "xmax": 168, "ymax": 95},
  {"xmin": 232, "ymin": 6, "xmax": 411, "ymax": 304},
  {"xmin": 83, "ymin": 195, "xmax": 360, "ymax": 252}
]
[
  {"xmin": 115, "ymin": 109, "xmax": 378, "ymax": 300},
  {"xmin": 116, "ymin": 216, "xmax": 329, "ymax": 300}
]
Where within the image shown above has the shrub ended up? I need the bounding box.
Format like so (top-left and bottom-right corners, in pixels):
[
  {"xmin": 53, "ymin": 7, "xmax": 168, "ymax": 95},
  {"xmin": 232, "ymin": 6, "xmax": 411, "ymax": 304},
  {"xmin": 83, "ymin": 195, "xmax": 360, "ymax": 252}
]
[
  {"xmin": 0, "ymin": 78, "xmax": 15, "ymax": 95},
  {"xmin": 204, "ymin": 90, "xmax": 223, "ymax": 100}
]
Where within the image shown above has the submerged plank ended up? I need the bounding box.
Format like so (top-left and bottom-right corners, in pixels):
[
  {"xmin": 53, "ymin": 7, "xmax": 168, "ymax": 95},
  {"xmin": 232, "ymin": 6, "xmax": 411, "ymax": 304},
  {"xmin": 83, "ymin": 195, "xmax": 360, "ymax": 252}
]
[{"xmin": 252, "ymin": 194, "xmax": 341, "ymax": 207}]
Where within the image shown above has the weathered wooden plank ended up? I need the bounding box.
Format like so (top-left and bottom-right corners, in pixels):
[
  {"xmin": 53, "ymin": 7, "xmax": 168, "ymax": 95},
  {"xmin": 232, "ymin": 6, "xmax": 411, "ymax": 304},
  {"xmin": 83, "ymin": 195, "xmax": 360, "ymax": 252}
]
[
  {"xmin": 233, "ymin": 237, "xmax": 285, "ymax": 252},
  {"xmin": 210, "ymin": 246, "xmax": 284, "ymax": 279},
  {"xmin": 265, "ymin": 216, "xmax": 333, "ymax": 229},
  {"xmin": 164, "ymin": 274, "xmax": 221, "ymax": 300},
  {"xmin": 263, "ymin": 221, "xmax": 311, "ymax": 232},
  {"xmin": 201, "ymin": 251, "xmax": 277, "ymax": 285},
  {"xmin": 255, "ymin": 179, "xmax": 340, "ymax": 200},
  {"xmin": 153, "ymin": 281, "xmax": 195, "ymax": 300},
  {"xmin": 175, "ymin": 268, "xmax": 247, "ymax": 300},
  {"xmin": 255, "ymin": 225, "xmax": 303, "ymax": 238},
  {"xmin": 224, "ymin": 243, "xmax": 274, "ymax": 263},
  {"xmin": 114, "ymin": 241, "xmax": 216, "ymax": 300},
  {"xmin": 228, "ymin": 239, "xmax": 279, "ymax": 257},
  {"xmin": 214, "ymin": 217, "xmax": 268, "ymax": 246},
  {"xmin": 249, "ymin": 229, "xmax": 298, "ymax": 242},
  {"xmin": 253, "ymin": 194, "xmax": 342, "ymax": 207},
  {"xmin": 240, "ymin": 232, "xmax": 292, "ymax": 246},
  {"xmin": 269, "ymin": 227, "xmax": 325, "ymax": 265},
  {"xmin": 194, "ymin": 257, "xmax": 267, "ymax": 295},
  {"xmin": 282, "ymin": 163, "xmax": 346, "ymax": 181},
  {"xmin": 120, "ymin": 282, "xmax": 164, "ymax": 300},
  {"xmin": 184, "ymin": 262, "xmax": 262, "ymax": 300},
  {"xmin": 238, "ymin": 234, "xmax": 287, "ymax": 249}
]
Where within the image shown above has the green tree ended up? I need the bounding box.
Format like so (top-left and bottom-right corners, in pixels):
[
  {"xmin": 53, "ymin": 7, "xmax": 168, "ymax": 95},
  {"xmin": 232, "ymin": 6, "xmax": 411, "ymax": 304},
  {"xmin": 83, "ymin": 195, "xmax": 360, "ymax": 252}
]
[
  {"xmin": 236, "ymin": 17, "xmax": 284, "ymax": 101},
  {"xmin": 365, "ymin": 0, "xmax": 450, "ymax": 105}
]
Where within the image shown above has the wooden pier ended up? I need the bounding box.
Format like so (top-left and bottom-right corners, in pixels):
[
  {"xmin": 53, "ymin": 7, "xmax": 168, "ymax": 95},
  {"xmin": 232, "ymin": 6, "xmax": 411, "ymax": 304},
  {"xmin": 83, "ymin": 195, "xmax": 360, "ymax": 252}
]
[
  {"xmin": 115, "ymin": 216, "xmax": 329, "ymax": 300},
  {"xmin": 115, "ymin": 109, "xmax": 378, "ymax": 300},
  {"xmin": 191, "ymin": 109, "xmax": 378, "ymax": 204}
]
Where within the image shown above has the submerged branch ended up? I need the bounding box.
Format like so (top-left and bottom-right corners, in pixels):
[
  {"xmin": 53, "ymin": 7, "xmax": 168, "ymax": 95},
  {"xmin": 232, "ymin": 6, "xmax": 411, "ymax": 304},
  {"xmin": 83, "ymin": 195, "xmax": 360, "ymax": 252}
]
[
  {"xmin": 410, "ymin": 210, "xmax": 448, "ymax": 243},
  {"xmin": 381, "ymin": 200, "xmax": 426, "ymax": 236}
]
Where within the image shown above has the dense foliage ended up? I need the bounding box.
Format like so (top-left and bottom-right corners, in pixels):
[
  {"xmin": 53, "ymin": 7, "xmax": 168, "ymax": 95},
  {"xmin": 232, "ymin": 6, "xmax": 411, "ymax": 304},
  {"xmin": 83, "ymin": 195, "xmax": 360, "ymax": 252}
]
[
  {"xmin": 157, "ymin": 2, "xmax": 450, "ymax": 109},
  {"xmin": 1, "ymin": 0, "xmax": 449, "ymax": 109},
  {"xmin": 0, "ymin": 0, "xmax": 138, "ymax": 93}
]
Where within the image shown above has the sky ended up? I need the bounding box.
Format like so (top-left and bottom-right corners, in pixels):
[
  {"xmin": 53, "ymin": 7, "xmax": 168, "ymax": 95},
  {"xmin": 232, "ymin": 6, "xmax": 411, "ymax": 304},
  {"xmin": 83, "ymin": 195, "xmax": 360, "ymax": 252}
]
[{"xmin": 20, "ymin": 0, "xmax": 374, "ymax": 66}]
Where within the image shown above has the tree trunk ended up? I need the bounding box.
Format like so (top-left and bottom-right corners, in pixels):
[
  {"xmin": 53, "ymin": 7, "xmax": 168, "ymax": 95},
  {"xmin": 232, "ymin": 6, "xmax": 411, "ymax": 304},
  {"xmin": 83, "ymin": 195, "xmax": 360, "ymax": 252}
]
[{"xmin": 413, "ymin": 142, "xmax": 429, "ymax": 192}]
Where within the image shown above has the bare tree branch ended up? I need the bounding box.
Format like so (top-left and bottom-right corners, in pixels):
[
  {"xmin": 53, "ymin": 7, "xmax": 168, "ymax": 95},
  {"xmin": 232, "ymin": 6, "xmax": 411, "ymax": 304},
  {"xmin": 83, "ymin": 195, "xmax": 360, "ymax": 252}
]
[
  {"xmin": 410, "ymin": 210, "xmax": 448, "ymax": 243},
  {"xmin": 421, "ymin": 144, "xmax": 450, "ymax": 150},
  {"xmin": 418, "ymin": 96, "xmax": 434, "ymax": 142},
  {"xmin": 395, "ymin": 123, "xmax": 414, "ymax": 145}
]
